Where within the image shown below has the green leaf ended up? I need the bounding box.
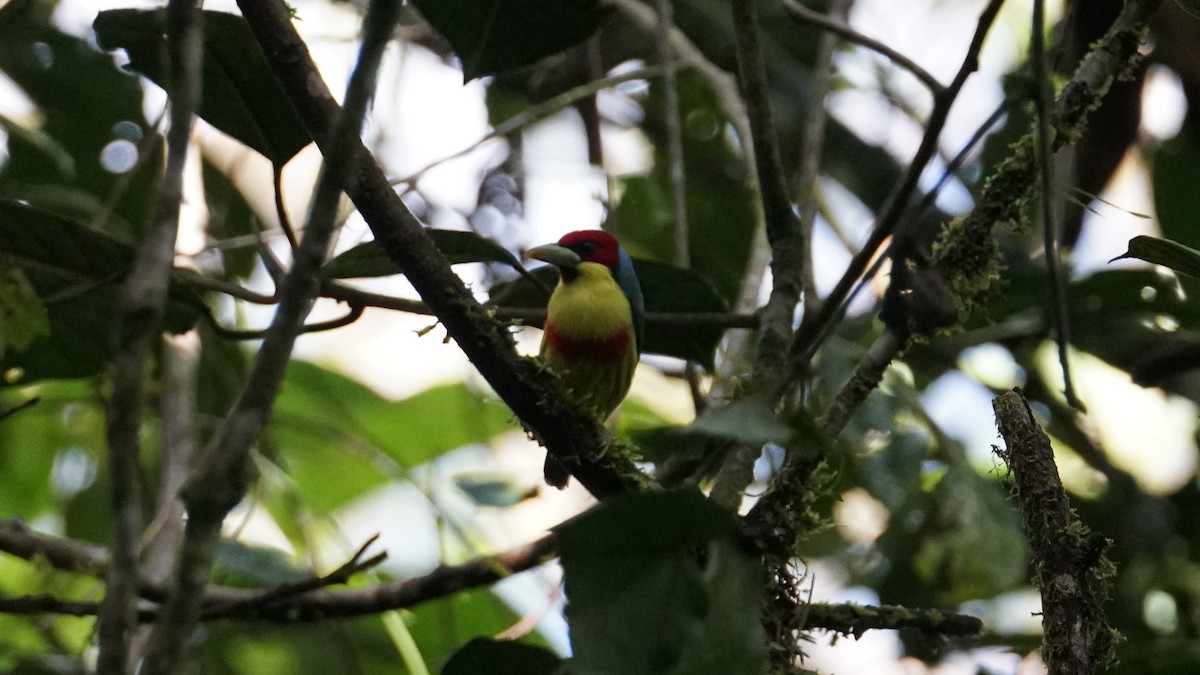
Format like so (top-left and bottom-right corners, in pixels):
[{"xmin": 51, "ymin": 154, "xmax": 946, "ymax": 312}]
[
  {"xmin": 0, "ymin": 381, "xmax": 99, "ymax": 516},
  {"xmin": 0, "ymin": 267, "xmax": 50, "ymax": 357},
  {"xmin": 488, "ymin": 259, "xmax": 730, "ymax": 367},
  {"xmin": 1111, "ymin": 235, "xmax": 1200, "ymax": 279},
  {"xmin": 272, "ymin": 361, "xmax": 515, "ymax": 501},
  {"xmin": 321, "ymin": 229, "xmax": 525, "ymax": 279},
  {"xmin": 0, "ymin": 201, "xmax": 205, "ymax": 383},
  {"xmin": 634, "ymin": 260, "xmax": 730, "ymax": 369},
  {"xmin": 213, "ymin": 539, "xmax": 309, "ymax": 588},
  {"xmin": 1151, "ymin": 128, "xmax": 1200, "ymax": 251},
  {"xmin": 689, "ymin": 392, "xmax": 793, "ymax": 445},
  {"xmin": 407, "ymin": 588, "xmax": 531, "ymax": 670},
  {"xmin": 554, "ymin": 489, "xmax": 766, "ymax": 674},
  {"xmin": 442, "ymin": 638, "xmax": 560, "ymax": 675},
  {"xmin": 911, "ymin": 463, "xmax": 1028, "ymax": 603},
  {"xmin": 410, "ymin": 0, "xmax": 609, "ymax": 80},
  {"xmin": 611, "ymin": 72, "xmax": 757, "ymax": 307},
  {"xmin": 453, "ymin": 471, "xmax": 538, "ymax": 507},
  {"xmin": 93, "ymin": 9, "xmax": 311, "ymax": 164}
]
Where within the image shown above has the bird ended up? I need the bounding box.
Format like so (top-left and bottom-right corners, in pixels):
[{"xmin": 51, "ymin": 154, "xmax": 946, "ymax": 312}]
[{"xmin": 524, "ymin": 230, "xmax": 644, "ymax": 488}]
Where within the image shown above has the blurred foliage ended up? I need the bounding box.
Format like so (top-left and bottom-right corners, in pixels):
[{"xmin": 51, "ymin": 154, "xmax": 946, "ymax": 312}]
[{"xmin": 0, "ymin": 0, "xmax": 1198, "ymax": 673}]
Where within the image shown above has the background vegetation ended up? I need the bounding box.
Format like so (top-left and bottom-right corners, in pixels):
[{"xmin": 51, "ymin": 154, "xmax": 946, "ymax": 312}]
[{"xmin": 0, "ymin": 0, "xmax": 1198, "ymax": 673}]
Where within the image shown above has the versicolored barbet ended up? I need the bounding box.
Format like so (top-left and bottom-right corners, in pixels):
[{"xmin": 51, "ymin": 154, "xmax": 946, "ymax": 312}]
[{"xmin": 525, "ymin": 230, "xmax": 644, "ymax": 488}]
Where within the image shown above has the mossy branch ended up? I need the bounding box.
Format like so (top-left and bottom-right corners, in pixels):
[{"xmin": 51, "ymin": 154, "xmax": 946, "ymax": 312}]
[
  {"xmin": 931, "ymin": 0, "xmax": 1162, "ymax": 314},
  {"xmin": 804, "ymin": 602, "xmax": 983, "ymax": 639},
  {"xmin": 993, "ymin": 389, "xmax": 1119, "ymax": 674}
]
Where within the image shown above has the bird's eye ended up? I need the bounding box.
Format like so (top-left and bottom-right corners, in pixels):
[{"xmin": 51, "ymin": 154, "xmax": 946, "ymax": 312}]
[{"xmin": 578, "ymin": 241, "xmax": 596, "ymax": 254}]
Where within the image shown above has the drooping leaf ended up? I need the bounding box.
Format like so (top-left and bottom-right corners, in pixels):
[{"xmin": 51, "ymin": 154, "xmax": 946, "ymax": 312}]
[
  {"xmin": 93, "ymin": 9, "xmax": 311, "ymax": 164},
  {"xmin": 271, "ymin": 361, "xmax": 515, "ymax": 509},
  {"xmin": 442, "ymin": 637, "xmax": 560, "ymax": 675},
  {"xmin": 410, "ymin": 0, "xmax": 609, "ymax": 80},
  {"xmin": 1111, "ymin": 235, "xmax": 1200, "ymax": 279},
  {"xmin": 321, "ymin": 229, "xmax": 525, "ymax": 279},
  {"xmin": 554, "ymin": 489, "xmax": 766, "ymax": 674},
  {"xmin": 689, "ymin": 392, "xmax": 793, "ymax": 446},
  {"xmin": 0, "ymin": 112, "xmax": 76, "ymax": 183},
  {"xmin": 488, "ymin": 259, "xmax": 730, "ymax": 367}
]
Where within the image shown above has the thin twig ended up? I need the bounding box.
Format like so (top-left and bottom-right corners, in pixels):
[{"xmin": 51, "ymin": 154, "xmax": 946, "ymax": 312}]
[
  {"xmin": 0, "ymin": 518, "xmax": 110, "ymax": 575},
  {"xmin": 319, "ymin": 282, "xmax": 759, "ymax": 329},
  {"xmin": 139, "ymin": 2, "xmax": 401, "ymax": 672},
  {"xmin": 390, "ymin": 66, "xmax": 664, "ymax": 188},
  {"xmin": 781, "ymin": 0, "xmax": 945, "ymax": 96},
  {"xmin": 0, "ymin": 523, "xmax": 556, "ymax": 624},
  {"xmin": 610, "ymin": 0, "xmax": 753, "ymax": 154},
  {"xmin": 200, "ymin": 535, "xmax": 387, "ymax": 618},
  {"xmin": 201, "ymin": 302, "xmax": 365, "ymax": 340},
  {"xmin": 273, "ymin": 163, "xmax": 299, "ymax": 250},
  {"xmin": 785, "ymin": 0, "xmax": 1007, "ymax": 383},
  {"xmin": 656, "ymin": 0, "xmax": 688, "ymax": 269},
  {"xmin": 99, "ymin": 1, "xmax": 202, "ymax": 671},
  {"xmin": 1032, "ymin": 0, "xmax": 1082, "ymax": 410},
  {"xmin": 174, "ymin": 268, "xmax": 278, "ymax": 304}
]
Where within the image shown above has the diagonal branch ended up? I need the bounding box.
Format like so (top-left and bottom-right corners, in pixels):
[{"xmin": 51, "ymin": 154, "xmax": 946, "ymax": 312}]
[{"xmin": 235, "ymin": 0, "xmax": 641, "ymax": 498}]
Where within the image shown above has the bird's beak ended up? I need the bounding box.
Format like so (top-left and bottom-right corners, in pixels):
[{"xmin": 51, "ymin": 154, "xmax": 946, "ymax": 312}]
[{"xmin": 524, "ymin": 243, "xmax": 581, "ymax": 269}]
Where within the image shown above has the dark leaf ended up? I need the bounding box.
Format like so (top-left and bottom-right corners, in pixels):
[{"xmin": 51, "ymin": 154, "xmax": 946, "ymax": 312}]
[
  {"xmin": 94, "ymin": 9, "xmax": 310, "ymax": 164},
  {"xmin": 442, "ymin": 637, "xmax": 560, "ymax": 675},
  {"xmin": 0, "ymin": 2, "xmax": 161, "ymax": 234},
  {"xmin": 554, "ymin": 489, "xmax": 766, "ymax": 674},
  {"xmin": 912, "ymin": 463, "xmax": 1028, "ymax": 603},
  {"xmin": 213, "ymin": 539, "xmax": 309, "ymax": 588},
  {"xmin": 410, "ymin": 0, "xmax": 609, "ymax": 80},
  {"xmin": 453, "ymin": 471, "xmax": 538, "ymax": 507},
  {"xmin": 1111, "ymin": 235, "xmax": 1200, "ymax": 279},
  {"xmin": 0, "ymin": 201, "xmax": 204, "ymax": 383},
  {"xmin": 1151, "ymin": 128, "xmax": 1200, "ymax": 251}
]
